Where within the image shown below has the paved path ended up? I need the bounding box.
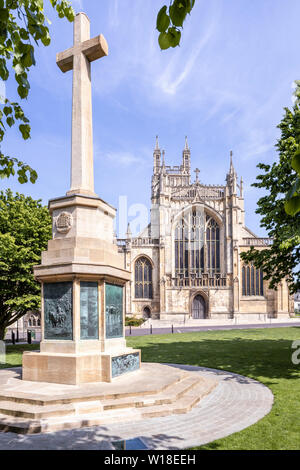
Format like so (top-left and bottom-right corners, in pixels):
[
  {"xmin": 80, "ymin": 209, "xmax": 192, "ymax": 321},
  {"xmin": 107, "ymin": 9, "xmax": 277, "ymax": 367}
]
[
  {"xmin": 126, "ymin": 321, "xmax": 300, "ymax": 337},
  {"xmin": 0, "ymin": 365, "xmax": 273, "ymax": 450}
]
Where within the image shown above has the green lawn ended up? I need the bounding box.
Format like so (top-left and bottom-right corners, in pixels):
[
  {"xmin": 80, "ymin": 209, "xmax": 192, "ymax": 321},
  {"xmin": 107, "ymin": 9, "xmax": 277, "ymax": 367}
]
[
  {"xmin": 1, "ymin": 328, "xmax": 299, "ymax": 450},
  {"xmin": 0, "ymin": 343, "xmax": 39, "ymax": 369},
  {"xmin": 127, "ymin": 327, "xmax": 300, "ymax": 450}
]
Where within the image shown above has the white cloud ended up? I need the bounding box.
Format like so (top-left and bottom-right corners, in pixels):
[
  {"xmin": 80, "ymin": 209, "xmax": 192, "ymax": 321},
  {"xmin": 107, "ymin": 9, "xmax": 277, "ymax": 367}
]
[
  {"xmin": 72, "ymin": 0, "xmax": 84, "ymax": 12},
  {"xmin": 98, "ymin": 150, "xmax": 143, "ymax": 167}
]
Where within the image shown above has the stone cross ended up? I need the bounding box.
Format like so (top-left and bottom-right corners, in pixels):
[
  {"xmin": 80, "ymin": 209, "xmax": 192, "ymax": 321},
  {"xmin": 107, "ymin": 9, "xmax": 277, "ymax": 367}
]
[
  {"xmin": 194, "ymin": 168, "xmax": 200, "ymax": 183},
  {"xmin": 56, "ymin": 13, "xmax": 108, "ymax": 196}
]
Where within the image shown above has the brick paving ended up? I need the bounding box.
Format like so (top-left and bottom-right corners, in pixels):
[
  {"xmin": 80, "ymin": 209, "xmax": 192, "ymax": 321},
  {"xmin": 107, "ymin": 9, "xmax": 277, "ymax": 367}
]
[{"xmin": 0, "ymin": 364, "xmax": 273, "ymax": 450}]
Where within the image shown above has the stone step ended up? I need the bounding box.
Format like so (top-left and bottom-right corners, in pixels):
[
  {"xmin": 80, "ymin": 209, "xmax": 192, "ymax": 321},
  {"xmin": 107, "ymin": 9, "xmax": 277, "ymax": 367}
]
[
  {"xmin": 0, "ymin": 401, "xmax": 76, "ymax": 419},
  {"xmin": 0, "ymin": 378, "xmax": 218, "ymax": 434},
  {"xmin": 0, "ymin": 376, "xmax": 200, "ymax": 419},
  {"xmin": 141, "ymin": 379, "xmax": 217, "ymax": 419},
  {"xmin": 101, "ymin": 376, "xmax": 201, "ymax": 410},
  {"xmin": 0, "ymin": 371, "xmax": 186, "ymax": 407}
]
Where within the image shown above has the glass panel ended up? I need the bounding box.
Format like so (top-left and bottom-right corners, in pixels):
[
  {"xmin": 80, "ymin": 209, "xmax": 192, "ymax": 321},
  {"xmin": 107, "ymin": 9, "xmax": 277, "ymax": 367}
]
[
  {"xmin": 80, "ymin": 282, "xmax": 99, "ymax": 340},
  {"xmin": 260, "ymin": 269, "xmax": 264, "ymax": 296},
  {"xmin": 247, "ymin": 267, "xmax": 250, "ymax": 295},
  {"xmin": 106, "ymin": 283, "xmax": 123, "ymax": 338},
  {"xmin": 256, "ymin": 269, "xmax": 260, "ymax": 295},
  {"xmin": 44, "ymin": 282, "xmax": 73, "ymax": 340},
  {"xmin": 134, "ymin": 258, "xmax": 153, "ymax": 299},
  {"xmin": 251, "ymin": 266, "xmax": 255, "ymax": 295}
]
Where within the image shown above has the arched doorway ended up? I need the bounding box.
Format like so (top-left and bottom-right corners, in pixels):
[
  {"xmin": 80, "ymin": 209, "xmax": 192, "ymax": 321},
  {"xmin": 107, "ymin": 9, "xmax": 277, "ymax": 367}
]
[
  {"xmin": 143, "ymin": 306, "xmax": 151, "ymax": 319},
  {"xmin": 192, "ymin": 295, "xmax": 206, "ymax": 319}
]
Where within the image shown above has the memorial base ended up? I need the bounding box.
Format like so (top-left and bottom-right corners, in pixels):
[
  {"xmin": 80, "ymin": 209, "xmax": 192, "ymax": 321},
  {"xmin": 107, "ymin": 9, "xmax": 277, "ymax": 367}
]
[
  {"xmin": 28, "ymin": 193, "xmax": 139, "ymax": 386},
  {"xmin": 22, "ymin": 348, "xmax": 141, "ymax": 385}
]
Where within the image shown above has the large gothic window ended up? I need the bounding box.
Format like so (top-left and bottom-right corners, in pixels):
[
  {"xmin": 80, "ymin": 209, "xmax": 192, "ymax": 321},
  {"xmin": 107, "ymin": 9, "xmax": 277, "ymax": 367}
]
[
  {"xmin": 206, "ymin": 218, "xmax": 220, "ymax": 273},
  {"xmin": 175, "ymin": 209, "xmax": 220, "ymax": 277},
  {"xmin": 242, "ymin": 264, "xmax": 264, "ymax": 296},
  {"xmin": 135, "ymin": 257, "xmax": 153, "ymax": 299}
]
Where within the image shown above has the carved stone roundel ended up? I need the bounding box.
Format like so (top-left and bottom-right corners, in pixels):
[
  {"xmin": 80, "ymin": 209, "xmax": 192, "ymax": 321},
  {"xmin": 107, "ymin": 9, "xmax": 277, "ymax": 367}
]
[{"xmin": 56, "ymin": 211, "xmax": 73, "ymax": 233}]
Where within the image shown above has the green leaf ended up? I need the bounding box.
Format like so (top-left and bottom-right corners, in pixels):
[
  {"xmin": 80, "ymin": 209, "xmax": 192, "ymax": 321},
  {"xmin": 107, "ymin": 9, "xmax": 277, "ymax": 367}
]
[
  {"xmin": 17, "ymin": 85, "xmax": 29, "ymax": 99},
  {"xmin": 284, "ymin": 195, "xmax": 300, "ymax": 216},
  {"xmin": 286, "ymin": 177, "xmax": 300, "ymax": 199},
  {"xmin": 3, "ymin": 106, "xmax": 12, "ymax": 116},
  {"xmin": 0, "ymin": 8, "xmax": 9, "ymax": 23},
  {"xmin": 6, "ymin": 116, "xmax": 15, "ymax": 127},
  {"xmin": 158, "ymin": 31, "xmax": 172, "ymax": 50},
  {"xmin": 29, "ymin": 170, "xmax": 38, "ymax": 183},
  {"xmin": 187, "ymin": 0, "xmax": 195, "ymax": 13},
  {"xmin": 23, "ymin": 51, "xmax": 33, "ymax": 68},
  {"xmin": 41, "ymin": 30, "xmax": 51, "ymax": 46},
  {"xmin": 19, "ymin": 28, "xmax": 29, "ymax": 40},
  {"xmin": 291, "ymin": 146, "xmax": 300, "ymax": 174},
  {"xmin": 169, "ymin": 1, "xmax": 187, "ymax": 27},
  {"xmin": 156, "ymin": 6, "xmax": 170, "ymax": 33},
  {"xmin": 168, "ymin": 27, "xmax": 181, "ymax": 48},
  {"xmin": 19, "ymin": 124, "xmax": 31, "ymax": 140},
  {"xmin": 0, "ymin": 58, "xmax": 9, "ymax": 80}
]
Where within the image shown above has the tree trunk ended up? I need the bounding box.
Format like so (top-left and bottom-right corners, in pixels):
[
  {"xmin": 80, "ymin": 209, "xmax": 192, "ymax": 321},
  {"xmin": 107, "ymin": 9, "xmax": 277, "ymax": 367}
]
[{"xmin": 0, "ymin": 326, "xmax": 6, "ymax": 342}]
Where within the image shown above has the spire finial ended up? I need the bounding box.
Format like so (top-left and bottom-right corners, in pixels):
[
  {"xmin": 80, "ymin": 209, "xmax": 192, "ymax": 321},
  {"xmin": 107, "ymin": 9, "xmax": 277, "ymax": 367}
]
[
  {"xmin": 185, "ymin": 136, "xmax": 189, "ymax": 151},
  {"xmin": 229, "ymin": 150, "xmax": 235, "ymax": 174},
  {"xmin": 155, "ymin": 135, "xmax": 160, "ymax": 151},
  {"xmin": 240, "ymin": 175, "xmax": 244, "ymax": 197},
  {"xmin": 162, "ymin": 150, "xmax": 165, "ymax": 166},
  {"xmin": 126, "ymin": 222, "xmax": 132, "ymax": 239}
]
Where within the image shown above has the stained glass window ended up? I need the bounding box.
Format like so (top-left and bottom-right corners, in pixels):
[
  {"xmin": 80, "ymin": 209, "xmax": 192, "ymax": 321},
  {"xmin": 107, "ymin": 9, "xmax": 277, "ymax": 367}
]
[
  {"xmin": 242, "ymin": 264, "xmax": 264, "ymax": 296},
  {"xmin": 135, "ymin": 257, "xmax": 153, "ymax": 299},
  {"xmin": 174, "ymin": 210, "xmax": 220, "ymax": 277}
]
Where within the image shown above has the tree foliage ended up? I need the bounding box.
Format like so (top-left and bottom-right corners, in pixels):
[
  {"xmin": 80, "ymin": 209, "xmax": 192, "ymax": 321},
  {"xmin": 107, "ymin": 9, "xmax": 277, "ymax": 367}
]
[
  {"xmin": 0, "ymin": 189, "xmax": 51, "ymax": 340},
  {"xmin": 284, "ymin": 82, "xmax": 300, "ymax": 216},
  {"xmin": 0, "ymin": 0, "xmax": 74, "ymax": 184},
  {"xmin": 241, "ymin": 105, "xmax": 300, "ymax": 293},
  {"xmin": 156, "ymin": 0, "xmax": 195, "ymax": 50}
]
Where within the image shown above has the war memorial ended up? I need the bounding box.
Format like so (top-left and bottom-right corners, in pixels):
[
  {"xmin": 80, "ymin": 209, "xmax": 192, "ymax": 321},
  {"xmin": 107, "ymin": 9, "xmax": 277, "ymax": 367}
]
[
  {"xmin": 0, "ymin": 13, "xmax": 275, "ymax": 447},
  {"xmin": 0, "ymin": 12, "xmax": 221, "ymax": 434}
]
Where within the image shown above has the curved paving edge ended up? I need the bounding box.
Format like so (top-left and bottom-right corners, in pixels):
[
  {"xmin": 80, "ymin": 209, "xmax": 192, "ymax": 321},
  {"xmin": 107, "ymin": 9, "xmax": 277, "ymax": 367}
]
[{"xmin": 0, "ymin": 364, "xmax": 274, "ymax": 450}]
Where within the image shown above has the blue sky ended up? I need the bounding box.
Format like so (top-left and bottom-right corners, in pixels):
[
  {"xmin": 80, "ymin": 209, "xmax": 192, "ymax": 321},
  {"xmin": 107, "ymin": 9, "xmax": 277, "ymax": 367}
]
[{"xmin": 1, "ymin": 0, "xmax": 300, "ymax": 237}]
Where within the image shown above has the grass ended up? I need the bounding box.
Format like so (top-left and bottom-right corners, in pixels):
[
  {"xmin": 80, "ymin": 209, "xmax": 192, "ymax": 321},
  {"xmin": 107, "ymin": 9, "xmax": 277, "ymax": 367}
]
[
  {"xmin": 0, "ymin": 343, "xmax": 39, "ymax": 369},
  {"xmin": 127, "ymin": 327, "xmax": 300, "ymax": 450},
  {"xmin": 1, "ymin": 328, "xmax": 299, "ymax": 449}
]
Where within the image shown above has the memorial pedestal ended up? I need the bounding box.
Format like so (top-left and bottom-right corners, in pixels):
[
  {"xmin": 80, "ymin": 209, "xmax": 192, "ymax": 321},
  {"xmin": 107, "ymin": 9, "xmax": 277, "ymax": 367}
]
[{"xmin": 22, "ymin": 194, "xmax": 141, "ymax": 385}]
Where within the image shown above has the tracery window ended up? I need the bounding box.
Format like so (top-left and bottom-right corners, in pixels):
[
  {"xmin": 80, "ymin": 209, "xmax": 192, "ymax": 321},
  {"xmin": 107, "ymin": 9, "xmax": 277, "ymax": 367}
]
[
  {"xmin": 242, "ymin": 264, "xmax": 264, "ymax": 296},
  {"xmin": 135, "ymin": 257, "xmax": 153, "ymax": 299},
  {"xmin": 174, "ymin": 209, "xmax": 220, "ymax": 277},
  {"xmin": 206, "ymin": 217, "xmax": 220, "ymax": 273}
]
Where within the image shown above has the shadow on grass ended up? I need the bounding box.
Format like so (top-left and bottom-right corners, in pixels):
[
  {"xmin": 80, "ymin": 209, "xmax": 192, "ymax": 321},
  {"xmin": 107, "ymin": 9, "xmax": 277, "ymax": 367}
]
[{"xmin": 133, "ymin": 335, "xmax": 300, "ymax": 385}]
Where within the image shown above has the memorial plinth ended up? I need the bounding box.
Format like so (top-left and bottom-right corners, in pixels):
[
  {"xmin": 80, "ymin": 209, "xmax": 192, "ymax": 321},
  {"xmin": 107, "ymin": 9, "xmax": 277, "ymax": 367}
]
[{"xmin": 22, "ymin": 12, "xmax": 140, "ymax": 385}]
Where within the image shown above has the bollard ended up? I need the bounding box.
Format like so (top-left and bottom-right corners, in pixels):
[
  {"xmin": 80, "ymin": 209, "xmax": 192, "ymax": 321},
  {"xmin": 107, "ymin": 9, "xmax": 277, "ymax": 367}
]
[
  {"xmin": 12, "ymin": 331, "xmax": 15, "ymax": 345},
  {"xmin": 27, "ymin": 331, "xmax": 32, "ymax": 345},
  {"xmin": 172, "ymin": 324, "xmax": 174, "ymax": 334},
  {"xmin": 129, "ymin": 325, "xmax": 132, "ymax": 335},
  {"xmin": 150, "ymin": 324, "xmax": 152, "ymax": 335}
]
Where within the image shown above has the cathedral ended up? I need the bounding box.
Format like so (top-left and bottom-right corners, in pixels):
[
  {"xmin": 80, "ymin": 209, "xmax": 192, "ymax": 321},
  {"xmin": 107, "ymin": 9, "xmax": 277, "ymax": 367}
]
[{"xmin": 117, "ymin": 138, "xmax": 293, "ymax": 321}]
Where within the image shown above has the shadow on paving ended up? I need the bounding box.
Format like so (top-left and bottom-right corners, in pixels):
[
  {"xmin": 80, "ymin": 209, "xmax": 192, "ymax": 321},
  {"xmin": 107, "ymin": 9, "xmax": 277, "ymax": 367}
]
[{"xmin": 0, "ymin": 427, "xmax": 185, "ymax": 450}]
